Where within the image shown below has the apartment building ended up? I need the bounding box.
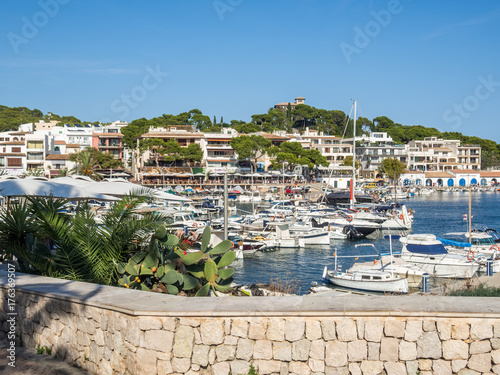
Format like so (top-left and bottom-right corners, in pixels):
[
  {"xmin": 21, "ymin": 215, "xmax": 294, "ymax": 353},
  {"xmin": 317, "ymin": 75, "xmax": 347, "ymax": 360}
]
[
  {"xmin": 407, "ymin": 137, "xmax": 481, "ymax": 171},
  {"xmin": 204, "ymin": 128, "xmax": 239, "ymax": 173}
]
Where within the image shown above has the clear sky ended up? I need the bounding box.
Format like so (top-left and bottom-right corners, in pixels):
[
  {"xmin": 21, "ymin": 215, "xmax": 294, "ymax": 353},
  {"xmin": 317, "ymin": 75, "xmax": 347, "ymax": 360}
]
[{"xmin": 1, "ymin": 0, "xmax": 500, "ymax": 141}]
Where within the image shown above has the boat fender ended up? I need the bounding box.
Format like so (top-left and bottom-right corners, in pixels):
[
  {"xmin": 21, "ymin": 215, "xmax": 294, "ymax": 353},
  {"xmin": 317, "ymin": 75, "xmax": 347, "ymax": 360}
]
[
  {"xmin": 193, "ymin": 222, "xmax": 198, "ymax": 228},
  {"xmin": 253, "ymin": 236, "xmax": 265, "ymax": 241},
  {"xmin": 347, "ymin": 215, "xmax": 353, "ymax": 222},
  {"xmin": 230, "ymin": 241, "xmax": 234, "ymax": 249},
  {"xmin": 399, "ymin": 214, "xmax": 404, "ymax": 220},
  {"xmin": 467, "ymin": 251, "xmax": 475, "ymax": 261}
]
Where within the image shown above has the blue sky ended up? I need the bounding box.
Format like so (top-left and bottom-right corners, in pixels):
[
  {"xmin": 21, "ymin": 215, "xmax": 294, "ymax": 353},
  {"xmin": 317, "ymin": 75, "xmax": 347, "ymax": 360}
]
[{"xmin": 1, "ymin": 0, "xmax": 500, "ymax": 141}]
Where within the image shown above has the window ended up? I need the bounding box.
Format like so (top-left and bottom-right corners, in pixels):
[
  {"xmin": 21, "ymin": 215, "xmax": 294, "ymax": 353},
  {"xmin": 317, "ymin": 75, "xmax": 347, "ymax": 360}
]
[
  {"xmin": 27, "ymin": 141, "xmax": 43, "ymax": 149},
  {"xmin": 7, "ymin": 158, "xmax": 22, "ymax": 167},
  {"xmin": 12, "ymin": 147, "xmax": 21, "ymax": 153}
]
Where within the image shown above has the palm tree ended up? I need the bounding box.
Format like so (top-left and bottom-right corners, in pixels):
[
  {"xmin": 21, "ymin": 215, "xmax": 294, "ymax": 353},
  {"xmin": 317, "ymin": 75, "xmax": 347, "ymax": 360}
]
[
  {"xmin": 0, "ymin": 192, "xmax": 169, "ymax": 285},
  {"xmin": 70, "ymin": 149, "xmax": 102, "ymax": 180}
]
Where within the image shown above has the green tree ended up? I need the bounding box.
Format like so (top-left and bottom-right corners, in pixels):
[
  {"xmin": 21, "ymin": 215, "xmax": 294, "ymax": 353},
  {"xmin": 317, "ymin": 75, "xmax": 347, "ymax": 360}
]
[
  {"xmin": 378, "ymin": 157, "xmax": 407, "ymax": 182},
  {"xmin": 182, "ymin": 143, "xmax": 204, "ymax": 166},
  {"xmin": 69, "ymin": 148, "xmax": 103, "ymax": 180},
  {"xmin": 230, "ymin": 135, "xmax": 272, "ymax": 170}
]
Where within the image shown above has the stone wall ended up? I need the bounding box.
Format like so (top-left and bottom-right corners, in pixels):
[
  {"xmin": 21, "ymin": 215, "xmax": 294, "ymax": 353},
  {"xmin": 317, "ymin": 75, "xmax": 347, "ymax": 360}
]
[{"xmin": 2, "ymin": 271, "xmax": 500, "ymax": 375}]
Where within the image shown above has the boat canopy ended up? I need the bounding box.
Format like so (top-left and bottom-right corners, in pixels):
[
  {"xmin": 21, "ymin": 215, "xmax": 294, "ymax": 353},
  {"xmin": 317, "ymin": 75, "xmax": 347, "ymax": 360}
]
[
  {"xmin": 406, "ymin": 243, "xmax": 448, "ymax": 255},
  {"xmin": 437, "ymin": 238, "xmax": 472, "ymax": 248}
]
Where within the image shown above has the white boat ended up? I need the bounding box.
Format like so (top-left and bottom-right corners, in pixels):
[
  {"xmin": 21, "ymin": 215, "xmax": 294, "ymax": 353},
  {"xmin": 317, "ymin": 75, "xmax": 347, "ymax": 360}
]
[
  {"xmin": 399, "ymin": 234, "xmax": 481, "ymax": 278},
  {"xmin": 322, "ymin": 266, "xmax": 408, "ymax": 293},
  {"xmin": 322, "ymin": 243, "xmax": 409, "ymax": 293},
  {"xmin": 250, "ymin": 222, "xmax": 305, "ymax": 249}
]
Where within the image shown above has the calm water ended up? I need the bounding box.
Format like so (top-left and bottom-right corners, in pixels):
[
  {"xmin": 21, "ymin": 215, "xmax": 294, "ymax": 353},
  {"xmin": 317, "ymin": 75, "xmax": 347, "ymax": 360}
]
[{"xmin": 232, "ymin": 191, "xmax": 500, "ymax": 294}]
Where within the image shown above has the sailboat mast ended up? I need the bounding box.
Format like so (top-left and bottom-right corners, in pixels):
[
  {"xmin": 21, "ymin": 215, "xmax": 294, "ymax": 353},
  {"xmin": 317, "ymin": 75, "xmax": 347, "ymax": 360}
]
[
  {"xmin": 350, "ymin": 100, "xmax": 357, "ymax": 209},
  {"xmin": 469, "ymin": 184, "xmax": 472, "ymax": 243}
]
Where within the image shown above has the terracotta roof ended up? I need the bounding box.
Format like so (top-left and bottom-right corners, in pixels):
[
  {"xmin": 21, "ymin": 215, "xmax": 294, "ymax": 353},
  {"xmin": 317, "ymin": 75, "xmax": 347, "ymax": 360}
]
[
  {"xmin": 449, "ymin": 169, "xmax": 480, "ymax": 174},
  {"xmin": 46, "ymin": 154, "xmax": 70, "ymax": 160},
  {"xmin": 0, "ymin": 141, "xmax": 24, "ymax": 145},
  {"xmin": 261, "ymin": 133, "xmax": 291, "ymax": 141},
  {"xmin": 54, "ymin": 140, "xmax": 66, "ymax": 145},
  {"xmin": 8, "ymin": 131, "xmax": 29, "ymax": 135},
  {"xmin": 66, "ymin": 144, "xmax": 80, "ymax": 148},
  {"xmin": 295, "ymin": 97, "xmax": 305, "ymax": 100},
  {"xmin": 480, "ymin": 171, "xmax": 500, "ymax": 177},
  {"xmin": 425, "ymin": 172, "xmax": 454, "ymax": 178},
  {"xmin": 142, "ymin": 133, "xmax": 203, "ymax": 138}
]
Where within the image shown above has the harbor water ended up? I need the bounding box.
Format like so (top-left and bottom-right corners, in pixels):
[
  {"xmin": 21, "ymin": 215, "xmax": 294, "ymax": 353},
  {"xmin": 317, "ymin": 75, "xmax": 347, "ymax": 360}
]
[{"xmin": 232, "ymin": 191, "xmax": 500, "ymax": 294}]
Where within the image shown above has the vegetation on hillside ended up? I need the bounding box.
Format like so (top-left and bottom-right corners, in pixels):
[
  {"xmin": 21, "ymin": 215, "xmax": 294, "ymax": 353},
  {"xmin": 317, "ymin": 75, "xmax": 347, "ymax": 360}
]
[{"xmin": 2, "ymin": 104, "xmax": 500, "ymax": 168}]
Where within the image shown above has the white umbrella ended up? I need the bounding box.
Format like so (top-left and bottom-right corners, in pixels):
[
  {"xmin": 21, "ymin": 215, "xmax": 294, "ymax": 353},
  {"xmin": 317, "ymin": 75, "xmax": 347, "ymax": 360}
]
[{"xmin": 0, "ymin": 179, "xmax": 118, "ymax": 201}]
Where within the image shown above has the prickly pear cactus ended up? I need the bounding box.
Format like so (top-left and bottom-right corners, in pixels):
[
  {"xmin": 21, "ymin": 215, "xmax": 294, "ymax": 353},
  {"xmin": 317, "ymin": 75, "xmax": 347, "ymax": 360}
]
[{"xmin": 116, "ymin": 225, "xmax": 236, "ymax": 296}]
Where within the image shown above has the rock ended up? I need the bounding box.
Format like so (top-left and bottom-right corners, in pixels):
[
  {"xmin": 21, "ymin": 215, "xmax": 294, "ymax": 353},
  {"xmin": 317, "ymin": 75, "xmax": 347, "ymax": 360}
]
[
  {"xmin": 451, "ymin": 359, "xmax": 468, "ymax": 373},
  {"xmin": 211, "ymin": 361, "xmax": 230, "ymax": 375},
  {"xmin": 173, "ymin": 325, "xmax": 194, "ymax": 358},
  {"xmin": 457, "ymin": 369, "xmax": 481, "ymax": 375},
  {"xmin": 230, "ymin": 361, "xmax": 250, "ymax": 375},
  {"xmin": 384, "ymin": 362, "xmax": 407, "ymax": 375},
  {"xmin": 470, "ymin": 340, "xmax": 492, "ymax": 354},
  {"xmin": 231, "ymin": 319, "xmax": 248, "ymax": 338},
  {"xmin": 236, "ymin": 338, "xmax": 255, "ymax": 361},
  {"xmin": 452, "ymin": 322, "xmax": 470, "ymax": 340},
  {"xmin": 289, "ymin": 361, "xmax": 311, "ymax": 375},
  {"xmin": 442, "ymin": 339, "xmax": 469, "ymax": 360},
  {"xmin": 256, "ymin": 359, "xmax": 282, "ymax": 375},
  {"xmin": 433, "ymin": 359, "xmax": 452, "ymax": 375},
  {"xmin": 406, "ymin": 360, "xmax": 419, "ymax": 375},
  {"xmin": 200, "ymin": 320, "xmax": 224, "ymax": 345},
  {"xmin": 309, "ymin": 358, "xmax": 325, "ymax": 373},
  {"xmin": 419, "ymin": 359, "xmax": 432, "ymax": 370},
  {"xmin": 248, "ymin": 319, "xmax": 268, "ymax": 340},
  {"xmin": 364, "ymin": 319, "xmax": 384, "ymax": 342},
  {"xmin": 285, "ymin": 319, "xmax": 305, "ymax": 342},
  {"xmin": 348, "ymin": 340, "xmax": 367, "ymax": 362},
  {"xmin": 471, "ymin": 321, "xmax": 494, "ymax": 340},
  {"xmin": 215, "ymin": 345, "xmax": 236, "ymax": 362},
  {"xmin": 325, "ymin": 341, "xmax": 347, "ymax": 367},
  {"xmin": 349, "ymin": 362, "xmax": 361, "ymax": 375},
  {"xmin": 491, "ymin": 338, "xmax": 500, "ymax": 350},
  {"xmin": 192, "ymin": 345, "xmax": 210, "ymax": 367},
  {"xmin": 325, "ymin": 366, "xmax": 349, "ymax": 375},
  {"xmin": 367, "ymin": 342, "xmax": 380, "ymax": 361},
  {"xmin": 360, "ymin": 360, "xmax": 384, "ymax": 375},
  {"xmin": 468, "ymin": 353, "xmax": 492, "ymax": 373},
  {"xmin": 405, "ymin": 320, "xmax": 423, "ymax": 342},
  {"xmin": 423, "ymin": 320, "xmax": 436, "ymax": 332},
  {"xmin": 172, "ymin": 357, "xmax": 191, "ymax": 373},
  {"xmin": 336, "ymin": 318, "xmax": 357, "ymax": 342},
  {"xmin": 417, "ymin": 331, "xmax": 442, "ymax": 359},
  {"xmin": 380, "ymin": 337, "xmax": 399, "ymax": 362},
  {"xmin": 143, "ymin": 330, "xmax": 174, "ymax": 353},
  {"xmin": 399, "ymin": 340, "xmax": 417, "ymax": 361},
  {"xmin": 267, "ymin": 318, "xmax": 285, "ymax": 341},
  {"xmin": 437, "ymin": 320, "xmax": 452, "ymax": 340},
  {"xmin": 306, "ymin": 320, "xmax": 322, "ymax": 341},
  {"xmin": 253, "ymin": 340, "xmax": 273, "ymax": 360},
  {"xmin": 138, "ymin": 317, "xmax": 163, "ymax": 331},
  {"xmin": 135, "ymin": 347, "xmax": 158, "ymax": 374},
  {"xmin": 309, "ymin": 339, "xmax": 325, "ymax": 360},
  {"xmin": 273, "ymin": 341, "xmax": 292, "ymax": 361},
  {"xmin": 384, "ymin": 319, "xmax": 405, "ymax": 338},
  {"xmin": 321, "ymin": 320, "xmax": 336, "ymax": 341},
  {"xmin": 492, "ymin": 348, "xmax": 500, "ymax": 364},
  {"xmin": 292, "ymin": 339, "xmax": 311, "ymax": 361}
]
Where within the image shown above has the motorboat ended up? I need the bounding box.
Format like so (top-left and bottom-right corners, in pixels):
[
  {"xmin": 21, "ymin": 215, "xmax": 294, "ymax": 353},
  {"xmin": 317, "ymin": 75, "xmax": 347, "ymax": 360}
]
[
  {"xmin": 322, "ymin": 266, "xmax": 408, "ymax": 294},
  {"xmin": 322, "ymin": 243, "xmax": 409, "ymax": 293},
  {"xmin": 399, "ymin": 234, "xmax": 481, "ymax": 278}
]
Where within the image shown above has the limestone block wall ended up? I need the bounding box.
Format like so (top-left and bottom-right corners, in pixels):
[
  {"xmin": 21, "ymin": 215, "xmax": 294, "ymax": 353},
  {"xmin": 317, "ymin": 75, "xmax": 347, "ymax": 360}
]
[{"xmin": 2, "ymin": 272, "xmax": 500, "ymax": 375}]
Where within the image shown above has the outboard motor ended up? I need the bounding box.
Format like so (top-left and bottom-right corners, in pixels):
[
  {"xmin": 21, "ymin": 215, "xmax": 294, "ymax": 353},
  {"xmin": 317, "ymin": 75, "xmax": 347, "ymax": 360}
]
[{"xmin": 343, "ymin": 225, "xmax": 363, "ymax": 240}]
